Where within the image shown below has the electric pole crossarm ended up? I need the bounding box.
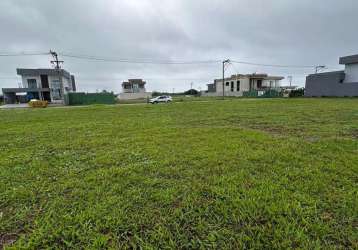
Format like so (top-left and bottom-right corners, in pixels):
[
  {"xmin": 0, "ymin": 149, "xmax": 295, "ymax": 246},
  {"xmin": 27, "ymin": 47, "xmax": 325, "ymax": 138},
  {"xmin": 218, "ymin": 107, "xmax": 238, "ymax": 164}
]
[{"xmin": 50, "ymin": 50, "xmax": 64, "ymax": 69}]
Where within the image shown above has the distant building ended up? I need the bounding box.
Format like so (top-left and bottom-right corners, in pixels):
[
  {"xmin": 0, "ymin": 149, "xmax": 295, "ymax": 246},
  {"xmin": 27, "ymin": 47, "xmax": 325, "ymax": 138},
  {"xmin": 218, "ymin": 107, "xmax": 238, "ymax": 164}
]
[
  {"xmin": 2, "ymin": 68, "xmax": 76, "ymax": 104},
  {"xmin": 305, "ymin": 54, "xmax": 358, "ymax": 97},
  {"xmin": 280, "ymin": 85, "xmax": 300, "ymax": 97},
  {"xmin": 119, "ymin": 79, "xmax": 152, "ymax": 100},
  {"xmin": 204, "ymin": 73, "xmax": 284, "ymax": 97}
]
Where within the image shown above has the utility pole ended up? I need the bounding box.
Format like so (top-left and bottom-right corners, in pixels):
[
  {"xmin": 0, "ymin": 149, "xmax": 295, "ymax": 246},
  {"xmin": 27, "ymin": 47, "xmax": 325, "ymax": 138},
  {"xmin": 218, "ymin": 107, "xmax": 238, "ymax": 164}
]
[
  {"xmin": 50, "ymin": 50, "xmax": 64, "ymax": 102},
  {"xmin": 50, "ymin": 50, "xmax": 63, "ymax": 69},
  {"xmin": 288, "ymin": 76, "xmax": 293, "ymax": 87},
  {"xmin": 222, "ymin": 59, "xmax": 230, "ymax": 99}
]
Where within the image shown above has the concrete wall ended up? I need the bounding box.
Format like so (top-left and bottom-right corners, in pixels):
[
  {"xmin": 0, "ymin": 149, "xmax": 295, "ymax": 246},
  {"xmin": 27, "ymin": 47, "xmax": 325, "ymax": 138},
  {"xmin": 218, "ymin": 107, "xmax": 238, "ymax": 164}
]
[
  {"xmin": 119, "ymin": 92, "xmax": 152, "ymax": 100},
  {"xmin": 61, "ymin": 76, "xmax": 73, "ymax": 92},
  {"xmin": 215, "ymin": 77, "xmax": 250, "ymax": 96},
  {"xmin": 305, "ymin": 71, "xmax": 358, "ymax": 97},
  {"xmin": 201, "ymin": 91, "xmax": 243, "ymax": 97},
  {"xmin": 122, "ymin": 88, "xmax": 146, "ymax": 94},
  {"xmin": 21, "ymin": 74, "xmax": 74, "ymax": 102},
  {"xmin": 21, "ymin": 75, "xmax": 41, "ymax": 88},
  {"xmin": 263, "ymin": 79, "xmax": 280, "ymax": 88},
  {"xmin": 207, "ymin": 84, "xmax": 215, "ymax": 92},
  {"xmin": 214, "ymin": 77, "xmax": 281, "ymax": 96},
  {"xmin": 344, "ymin": 64, "xmax": 358, "ymax": 83}
]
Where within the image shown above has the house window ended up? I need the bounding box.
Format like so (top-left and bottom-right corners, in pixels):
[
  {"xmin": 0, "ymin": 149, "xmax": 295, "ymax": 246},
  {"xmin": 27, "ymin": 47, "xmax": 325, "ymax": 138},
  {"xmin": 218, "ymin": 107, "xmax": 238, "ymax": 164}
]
[
  {"xmin": 226, "ymin": 82, "xmax": 230, "ymax": 86},
  {"xmin": 237, "ymin": 81, "xmax": 240, "ymax": 91},
  {"xmin": 51, "ymin": 80, "xmax": 62, "ymax": 99},
  {"xmin": 231, "ymin": 81, "xmax": 234, "ymax": 92},
  {"xmin": 27, "ymin": 79, "xmax": 37, "ymax": 89},
  {"xmin": 270, "ymin": 81, "xmax": 274, "ymax": 88},
  {"xmin": 257, "ymin": 80, "xmax": 262, "ymax": 89},
  {"xmin": 133, "ymin": 83, "xmax": 139, "ymax": 93}
]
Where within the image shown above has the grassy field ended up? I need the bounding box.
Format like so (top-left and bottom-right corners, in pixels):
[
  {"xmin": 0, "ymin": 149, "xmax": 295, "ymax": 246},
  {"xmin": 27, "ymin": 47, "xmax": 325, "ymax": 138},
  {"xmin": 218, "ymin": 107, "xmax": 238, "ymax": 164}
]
[
  {"xmin": 1, "ymin": 98, "xmax": 357, "ymax": 249},
  {"xmin": 116, "ymin": 95, "xmax": 222, "ymax": 104}
]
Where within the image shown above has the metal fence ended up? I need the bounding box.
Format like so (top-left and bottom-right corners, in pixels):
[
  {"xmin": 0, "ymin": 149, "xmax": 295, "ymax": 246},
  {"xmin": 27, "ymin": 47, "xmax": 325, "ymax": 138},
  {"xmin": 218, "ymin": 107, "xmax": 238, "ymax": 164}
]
[
  {"xmin": 243, "ymin": 89, "xmax": 283, "ymax": 98},
  {"xmin": 64, "ymin": 92, "xmax": 116, "ymax": 106}
]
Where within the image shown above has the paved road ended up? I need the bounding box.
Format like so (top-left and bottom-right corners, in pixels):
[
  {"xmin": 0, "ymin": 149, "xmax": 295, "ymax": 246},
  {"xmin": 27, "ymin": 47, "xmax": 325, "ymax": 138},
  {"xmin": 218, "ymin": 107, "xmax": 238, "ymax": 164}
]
[
  {"xmin": 0, "ymin": 103, "xmax": 65, "ymax": 109},
  {"xmin": 0, "ymin": 104, "xmax": 30, "ymax": 109}
]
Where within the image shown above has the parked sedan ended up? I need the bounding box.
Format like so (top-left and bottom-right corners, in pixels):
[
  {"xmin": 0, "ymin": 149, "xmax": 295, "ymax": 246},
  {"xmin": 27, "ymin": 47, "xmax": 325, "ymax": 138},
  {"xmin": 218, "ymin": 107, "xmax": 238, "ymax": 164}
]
[{"xmin": 149, "ymin": 96, "xmax": 172, "ymax": 104}]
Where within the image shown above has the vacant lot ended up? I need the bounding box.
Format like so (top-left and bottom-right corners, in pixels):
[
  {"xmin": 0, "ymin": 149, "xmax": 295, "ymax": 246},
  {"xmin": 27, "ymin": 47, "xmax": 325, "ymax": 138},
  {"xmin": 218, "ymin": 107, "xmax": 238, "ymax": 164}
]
[{"xmin": 1, "ymin": 99, "xmax": 357, "ymax": 249}]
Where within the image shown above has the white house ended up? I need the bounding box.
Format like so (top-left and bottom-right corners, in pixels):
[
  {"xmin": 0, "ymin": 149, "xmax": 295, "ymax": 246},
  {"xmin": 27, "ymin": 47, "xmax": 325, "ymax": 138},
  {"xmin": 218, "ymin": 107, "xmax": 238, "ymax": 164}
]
[
  {"xmin": 340, "ymin": 54, "xmax": 358, "ymax": 83},
  {"xmin": 204, "ymin": 73, "xmax": 284, "ymax": 97},
  {"xmin": 119, "ymin": 79, "xmax": 152, "ymax": 100}
]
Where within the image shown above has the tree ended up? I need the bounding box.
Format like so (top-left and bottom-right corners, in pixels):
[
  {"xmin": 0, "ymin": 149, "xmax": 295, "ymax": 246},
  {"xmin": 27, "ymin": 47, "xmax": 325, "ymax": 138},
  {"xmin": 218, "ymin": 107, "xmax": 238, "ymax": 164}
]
[
  {"xmin": 184, "ymin": 89, "xmax": 199, "ymax": 95},
  {"xmin": 289, "ymin": 88, "xmax": 305, "ymax": 98}
]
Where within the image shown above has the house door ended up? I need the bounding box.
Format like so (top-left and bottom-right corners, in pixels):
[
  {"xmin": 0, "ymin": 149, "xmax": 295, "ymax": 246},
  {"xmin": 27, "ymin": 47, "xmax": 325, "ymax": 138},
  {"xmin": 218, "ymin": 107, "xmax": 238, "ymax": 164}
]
[{"xmin": 40, "ymin": 75, "xmax": 49, "ymax": 88}]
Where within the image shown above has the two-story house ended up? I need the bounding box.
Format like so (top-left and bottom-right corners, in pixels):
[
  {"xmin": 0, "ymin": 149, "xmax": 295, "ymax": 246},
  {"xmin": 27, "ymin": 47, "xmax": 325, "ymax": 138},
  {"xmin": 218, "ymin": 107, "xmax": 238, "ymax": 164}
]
[
  {"xmin": 205, "ymin": 73, "xmax": 284, "ymax": 97},
  {"xmin": 2, "ymin": 68, "xmax": 76, "ymax": 104},
  {"xmin": 119, "ymin": 79, "xmax": 152, "ymax": 100}
]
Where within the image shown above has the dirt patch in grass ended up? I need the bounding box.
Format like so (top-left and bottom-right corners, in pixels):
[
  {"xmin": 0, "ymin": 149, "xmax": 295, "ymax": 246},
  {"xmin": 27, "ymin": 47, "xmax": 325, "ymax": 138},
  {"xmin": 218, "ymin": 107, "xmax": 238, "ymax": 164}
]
[
  {"xmin": 0, "ymin": 233, "xmax": 18, "ymax": 249},
  {"xmin": 349, "ymin": 129, "xmax": 358, "ymax": 139},
  {"xmin": 223, "ymin": 116, "xmax": 304, "ymax": 137},
  {"xmin": 249, "ymin": 124, "xmax": 290, "ymax": 136},
  {"xmin": 338, "ymin": 128, "xmax": 358, "ymax": 139}
]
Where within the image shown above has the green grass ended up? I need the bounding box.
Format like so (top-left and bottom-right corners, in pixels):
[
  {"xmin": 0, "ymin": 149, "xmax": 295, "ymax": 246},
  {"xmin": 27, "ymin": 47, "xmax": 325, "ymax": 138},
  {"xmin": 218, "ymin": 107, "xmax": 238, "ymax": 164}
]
[
  {"xmin": 117, "ymin": 98, "xmax": 149, "ymax": 104},
  {"xmin": 1, "ymin": 98, "xmax": 357, "ymax": 249}
]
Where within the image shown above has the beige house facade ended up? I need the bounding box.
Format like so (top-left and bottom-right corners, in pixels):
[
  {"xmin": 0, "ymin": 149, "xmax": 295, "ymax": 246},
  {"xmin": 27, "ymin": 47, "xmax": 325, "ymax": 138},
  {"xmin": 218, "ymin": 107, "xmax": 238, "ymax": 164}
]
[{"xmin": 204, "ymin": 73, "xmax": 284, "ymax": 97}]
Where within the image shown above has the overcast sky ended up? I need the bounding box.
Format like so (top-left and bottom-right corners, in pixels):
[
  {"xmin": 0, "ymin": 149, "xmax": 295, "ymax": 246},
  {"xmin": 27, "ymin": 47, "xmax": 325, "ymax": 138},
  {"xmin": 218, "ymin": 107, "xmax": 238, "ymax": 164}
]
[{"xmin": 0, "ymin": 0, "xmax": 357, "ymax": 92}]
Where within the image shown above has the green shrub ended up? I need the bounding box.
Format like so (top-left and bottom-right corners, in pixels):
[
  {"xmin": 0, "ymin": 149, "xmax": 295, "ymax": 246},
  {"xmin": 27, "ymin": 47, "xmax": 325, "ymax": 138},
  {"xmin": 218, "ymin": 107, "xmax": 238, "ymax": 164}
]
[{"xmin": 289, "ymin": 88, "xmax": 305, "ymax": 97}]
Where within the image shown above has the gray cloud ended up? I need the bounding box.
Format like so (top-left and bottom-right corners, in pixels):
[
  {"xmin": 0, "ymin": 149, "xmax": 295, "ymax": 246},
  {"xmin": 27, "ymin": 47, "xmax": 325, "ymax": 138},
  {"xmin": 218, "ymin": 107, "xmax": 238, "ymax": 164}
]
[{"xmin": 1, "ymin": 0, "xmax": 357, "ymax": 92}]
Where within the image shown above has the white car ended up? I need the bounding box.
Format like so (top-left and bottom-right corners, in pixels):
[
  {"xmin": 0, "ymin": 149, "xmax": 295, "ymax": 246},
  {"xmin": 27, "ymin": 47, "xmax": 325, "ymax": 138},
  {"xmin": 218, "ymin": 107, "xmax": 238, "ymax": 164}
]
[{"xmin": 149, "ymin": 96, "xmax": 172, "ymax": 104}]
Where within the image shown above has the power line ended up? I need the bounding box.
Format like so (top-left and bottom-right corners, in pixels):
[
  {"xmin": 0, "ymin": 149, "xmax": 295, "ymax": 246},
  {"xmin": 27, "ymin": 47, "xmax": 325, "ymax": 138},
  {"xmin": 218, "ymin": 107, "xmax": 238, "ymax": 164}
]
[
  {"xmin": 77, "ymin": 77, "xmax": 217, "ymax": 82},
  {"xmin": 0, "ymin": 75, "xmax": 217, "ymax": 81},
  {"xmin": 60, "ymin": 52, "xmax": 327, "ymax": 70},
  {"xmin": 0, "ymin": 50, "xmax": 327, "ymax": 69},
  {"xmin": 59, "ymin": 52, "xmax": 221, "ymax": 65},
  {"xmin": 227, "ymin": 62, "xmax": 240, "ymax": 74},
  {"xmin": 230, "ymin": 60, "xmax": 318, "ymax": 69},
  {"xmin": 0, "ymin": 52, "xmax": 50, "ymax": 57}
]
